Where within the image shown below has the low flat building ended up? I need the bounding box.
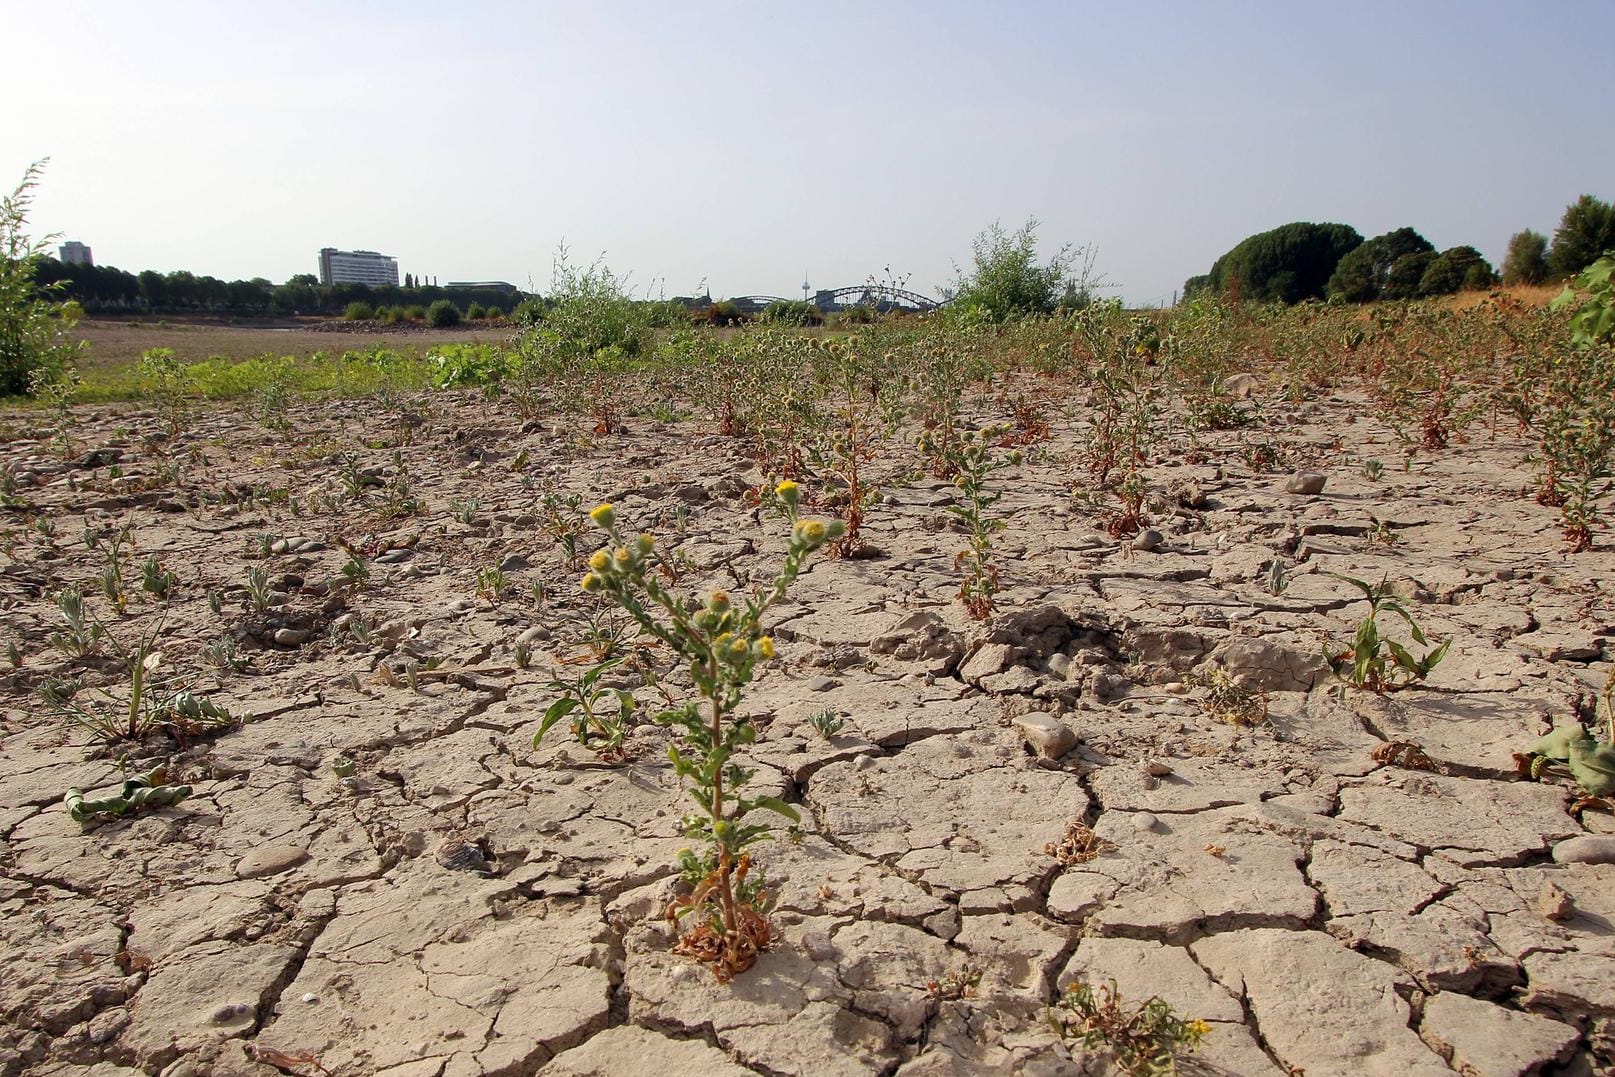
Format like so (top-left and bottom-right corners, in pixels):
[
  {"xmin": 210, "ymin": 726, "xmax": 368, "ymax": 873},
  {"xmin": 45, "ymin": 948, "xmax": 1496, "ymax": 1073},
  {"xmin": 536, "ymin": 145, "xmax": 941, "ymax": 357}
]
[{"xmin": 445, "ymin": 281, "xmax": 521, "ymax": 294}]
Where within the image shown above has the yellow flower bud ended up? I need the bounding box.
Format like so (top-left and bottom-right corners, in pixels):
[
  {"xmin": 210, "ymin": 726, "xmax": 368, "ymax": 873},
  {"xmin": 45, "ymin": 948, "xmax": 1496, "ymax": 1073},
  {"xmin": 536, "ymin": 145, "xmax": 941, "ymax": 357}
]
[
  {"xmin": 795, "ymin": 519, "xmax": 827, "ymax": 545},
  {"xmin": 636, "ymin": 533, "xmax": 655, "ymax": 555},
  {"xmin": 708, "ymin": 589, "xmax": 731, "ymax": 611},
  {"xmin": 775, "ymin": 479, "xmax": 801, "ymax": 504},
  {"xmin": 589, "ymin": 503, "xmax": 615, "ymax": 528},
  {"xmin": 756, "ymin": 636, "xmax": 776, "ymax": 660},
  {"xmin": 588, "ymin": 549, "xmax": 610, "ymax": 572},
  {"xmin": 613, "ymin": 546, "xmax": 632, "ymax": 566},
  {"xmin": 580, "ymin": 572, "xmax": 602, "ymax": 592}
]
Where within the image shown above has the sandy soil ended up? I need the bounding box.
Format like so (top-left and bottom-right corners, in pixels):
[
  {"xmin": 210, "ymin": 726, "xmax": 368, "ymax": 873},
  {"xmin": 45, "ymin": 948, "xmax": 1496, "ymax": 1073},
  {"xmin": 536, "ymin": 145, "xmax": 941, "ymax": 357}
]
[{"xmin": 0, "ymin": 379, "xmax": 1610, "ymax": 1076}]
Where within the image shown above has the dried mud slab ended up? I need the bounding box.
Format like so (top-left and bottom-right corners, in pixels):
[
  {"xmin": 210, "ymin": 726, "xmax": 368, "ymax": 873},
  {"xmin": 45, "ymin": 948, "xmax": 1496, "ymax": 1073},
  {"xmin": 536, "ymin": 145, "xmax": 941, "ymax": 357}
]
[{"xmin": 0, "ymin": 380, "xmax": 1611, "ymax": 1076}]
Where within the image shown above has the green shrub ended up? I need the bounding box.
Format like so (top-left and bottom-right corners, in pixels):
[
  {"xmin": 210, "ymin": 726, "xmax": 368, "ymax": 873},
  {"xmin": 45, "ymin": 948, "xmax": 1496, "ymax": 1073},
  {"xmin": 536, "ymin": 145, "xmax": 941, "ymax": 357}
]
[
  {"xmin": 465, "ymin": 302, "xmax": 486, "ymax": 320},
  {"xmin": 512, "ymin": 296, "xmax": 547, "ymax": 325},
  {"xmin": 403, "ymin": 304, "xmax": 427, "ymax": 321},
  {"xmin": 761, "ymin": 299, "xmax": 822, "ymax": 326},
  {"xmin": 947, "ymin": 218, "xmax": 1102, "ymax": 319},
  {"xmin": 426, "ymin": 299, "xmax": 461, "ymax": 328},
  {"xmin": 1, "ymin": 161, "xmax": 84, "ymax": 396},
  {"xmin": 705, "ymin": 301, "xmax": 746, "ymax": 327},
  {"xmin": 343, "ymin": 301, "xmax": 375, "ymax": 321}
]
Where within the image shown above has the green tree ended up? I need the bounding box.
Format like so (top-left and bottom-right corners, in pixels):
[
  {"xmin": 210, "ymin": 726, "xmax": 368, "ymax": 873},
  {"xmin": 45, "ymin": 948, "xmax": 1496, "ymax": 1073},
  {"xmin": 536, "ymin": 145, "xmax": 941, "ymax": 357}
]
[
  {"xmin": 1382, "ymin": 251, "xmax": 1438, "ymax": 300},
  {"xmin": 1549, "ymin": 195, "xmax": 1615, "ymax": 279},
  {"xmin": 945, "ymin": 218, "xmax": 1102, "ymax": 320},
  {"xmin": 1325, "ymin": 227, "xmax": 1434, "ymax": 302},
  {"xmin": 0, "ymin": 160, "xmax": 82, "ymax": 396},
  {"xmin": 1191, "ymin": 222, "xmax": 1362, "ymax": 305},
  {"xmin": 1418, "ymin": 246, "xmax": 1496, "ymax": 296},
  {"xmin": 1502, "ymin": 230, "xmax": 1550, "ymax": 286}
]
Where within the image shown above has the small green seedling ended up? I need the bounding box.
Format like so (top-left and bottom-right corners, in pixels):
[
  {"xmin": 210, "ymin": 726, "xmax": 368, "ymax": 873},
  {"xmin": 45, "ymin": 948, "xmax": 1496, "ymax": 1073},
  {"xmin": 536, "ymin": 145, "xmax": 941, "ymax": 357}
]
[
  {"xmin": 49, "ymin": 586, "xmax": 105, "ymax": 659},
  {"xmin": 1323, "ymin": 574, "xmax": 1450, "ymax": 693},
  {"xmin": 245, "ymin": 565, "xmax": 274, "ymax": 611},
  {"xmin": 807, "ymin": 707, "xmax": 845, "ymax": 739},
  {"xmin": 140, "ymin": 554, "xmax": 177, "ymax": 599},
  {"xmin": 533, "ymin": 656, "xmax": 637, "ymax": 759},
  {"xmin": 1263, "ymin": 559, "xmax": 1290, "ymax": 596}
]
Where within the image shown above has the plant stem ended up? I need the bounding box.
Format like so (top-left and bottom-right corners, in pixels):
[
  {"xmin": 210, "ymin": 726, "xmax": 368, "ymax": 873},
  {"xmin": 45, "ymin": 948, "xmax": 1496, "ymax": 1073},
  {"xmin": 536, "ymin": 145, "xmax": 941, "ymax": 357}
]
[{"xmin": 707, "ymin": 672, "xmax": 739, "ymax": 939}]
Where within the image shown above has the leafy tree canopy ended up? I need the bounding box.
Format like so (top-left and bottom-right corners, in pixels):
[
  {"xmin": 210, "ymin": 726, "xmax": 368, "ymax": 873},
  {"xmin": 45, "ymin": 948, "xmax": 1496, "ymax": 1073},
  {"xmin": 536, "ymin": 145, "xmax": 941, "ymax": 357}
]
[
  {"xmin": 1325, "ymin": 227, "xmax": 1434, "ymax": 303},
  {"xmin": 1382, "ymin": 251, "xmax": 1438, "ymax": 300},
  {"xmin": 1502, "ymin": 230, "xmax": 1550, "ymax": 286},
  {"xmin": 1548, "ymin": 194, "xmax": 1615, "ymax": 279},
  {"xmin": 1418, "ymin": 246, "xmax": 1496, "ymax": 296},
  {"xmin": 1186, "ymin": 222, "xmax": 1362, "ymax": 305}
]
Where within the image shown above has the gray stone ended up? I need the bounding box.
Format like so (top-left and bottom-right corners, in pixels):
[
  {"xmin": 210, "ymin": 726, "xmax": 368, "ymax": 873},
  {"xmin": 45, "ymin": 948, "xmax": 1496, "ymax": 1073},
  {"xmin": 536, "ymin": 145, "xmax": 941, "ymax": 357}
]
[
  {"xmin": 959, "ymin": 642, "xmax": 1015, "ymax": 683},
  {"xmin": 1285, "ymin": 471, "xmax": 1327, "ymax": 495},
  {"xmin": 234, "ymin": 844, "xmax": 308, "ymax": 880},
  {"xmin": 1552, "ymin": 834, "xmax": 1615, "ymax": 865},
  {"xmin": 1131, "ymin": 528, "xmax": 1164, "ymax": 552},
  {"xmin": 1012, "ymin": 714, "xmax": 1077, "ymax": 760}
]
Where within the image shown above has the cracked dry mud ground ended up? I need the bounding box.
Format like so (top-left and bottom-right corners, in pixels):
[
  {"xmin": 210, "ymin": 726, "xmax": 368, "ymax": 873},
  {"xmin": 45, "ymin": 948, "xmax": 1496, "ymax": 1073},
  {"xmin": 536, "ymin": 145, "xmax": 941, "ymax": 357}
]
[{"xmin": 1, "ymin": 383, "xmax": 1612, "ymax": 1077}]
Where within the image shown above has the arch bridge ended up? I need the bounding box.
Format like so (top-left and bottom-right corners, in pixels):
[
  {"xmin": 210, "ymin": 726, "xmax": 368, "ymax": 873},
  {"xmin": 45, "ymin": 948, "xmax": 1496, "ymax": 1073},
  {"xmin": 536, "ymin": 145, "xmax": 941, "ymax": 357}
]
[{"xmin": 724, "ymin": 286, "xmax": 943, "ymax": 315}]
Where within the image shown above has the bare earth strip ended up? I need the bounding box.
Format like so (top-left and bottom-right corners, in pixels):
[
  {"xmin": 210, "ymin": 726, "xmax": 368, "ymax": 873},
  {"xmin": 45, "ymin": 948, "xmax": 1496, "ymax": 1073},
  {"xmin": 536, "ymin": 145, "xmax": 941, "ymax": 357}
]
[{"xmin": 0, "ymin": 378, "xmax": 1609, "ymax": 1075}]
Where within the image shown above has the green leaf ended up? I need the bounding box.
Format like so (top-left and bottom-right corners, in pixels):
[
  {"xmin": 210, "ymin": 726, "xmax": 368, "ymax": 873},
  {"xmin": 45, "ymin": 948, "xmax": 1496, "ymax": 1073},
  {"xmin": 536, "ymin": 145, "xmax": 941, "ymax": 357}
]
[
  {"xmin": 533, "ymin": 698, "xmax": 579, "ymax": 746},
  {"xmin": 743, "ymin": 795, "xmax": 801, "ymax": 823}
]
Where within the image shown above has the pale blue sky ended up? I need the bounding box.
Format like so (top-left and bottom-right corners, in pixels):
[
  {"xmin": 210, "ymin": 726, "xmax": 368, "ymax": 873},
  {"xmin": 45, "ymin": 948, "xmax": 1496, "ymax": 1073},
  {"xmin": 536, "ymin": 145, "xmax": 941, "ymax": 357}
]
[{"xmin": 9, "ymin": 1, "xmax": 1612, "ymax": 305}]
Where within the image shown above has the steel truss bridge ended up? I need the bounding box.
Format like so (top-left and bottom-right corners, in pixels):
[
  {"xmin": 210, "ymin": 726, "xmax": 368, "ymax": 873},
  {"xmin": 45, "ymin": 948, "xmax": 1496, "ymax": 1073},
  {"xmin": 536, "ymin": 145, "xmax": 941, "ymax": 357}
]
[{"xmin": 726, "ymin": 284, "xmax": 942, "ymax": 314}]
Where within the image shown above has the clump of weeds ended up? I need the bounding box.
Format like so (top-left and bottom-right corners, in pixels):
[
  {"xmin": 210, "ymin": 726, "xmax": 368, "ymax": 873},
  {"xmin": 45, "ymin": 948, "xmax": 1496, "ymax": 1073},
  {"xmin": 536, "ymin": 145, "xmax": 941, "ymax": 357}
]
[{"xmin": 1048, "ymin": 979, "xmax": 1210, "ymax": 1077}]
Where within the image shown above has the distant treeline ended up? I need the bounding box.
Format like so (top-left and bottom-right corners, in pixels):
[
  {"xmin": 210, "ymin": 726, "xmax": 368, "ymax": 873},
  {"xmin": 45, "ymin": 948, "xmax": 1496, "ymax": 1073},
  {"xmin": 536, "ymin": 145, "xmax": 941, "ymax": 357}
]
[
  {"xmin": 1182, "ymin": 193, "xmax": 1615, "ymax": 305},
  {"xmin": 31, "ymin": 259, "xmax": 529, "ymax": 317}
]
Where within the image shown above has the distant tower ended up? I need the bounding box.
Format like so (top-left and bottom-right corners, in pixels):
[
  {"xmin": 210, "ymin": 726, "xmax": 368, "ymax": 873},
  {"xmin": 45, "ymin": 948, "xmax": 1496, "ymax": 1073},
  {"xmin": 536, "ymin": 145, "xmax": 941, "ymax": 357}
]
[
  {"xmin": 802, "ymin": 273, "xmax": 811, "ymax": 302},
  {"xmin": 59, "ymin": 241, "xmax": 93, "ymax": 267}
]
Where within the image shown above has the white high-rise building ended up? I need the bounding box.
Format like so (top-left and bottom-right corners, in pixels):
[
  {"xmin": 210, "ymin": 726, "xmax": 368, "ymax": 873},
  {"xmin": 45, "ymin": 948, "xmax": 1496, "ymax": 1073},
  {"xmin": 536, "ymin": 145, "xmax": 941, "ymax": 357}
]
[
  {"xmin": 318, "ymin": 247, "xmax": 399, "ymax": 287},
  {"xmin": 59, "ymin": 241, "xmax": 93, "ymax": 266}
]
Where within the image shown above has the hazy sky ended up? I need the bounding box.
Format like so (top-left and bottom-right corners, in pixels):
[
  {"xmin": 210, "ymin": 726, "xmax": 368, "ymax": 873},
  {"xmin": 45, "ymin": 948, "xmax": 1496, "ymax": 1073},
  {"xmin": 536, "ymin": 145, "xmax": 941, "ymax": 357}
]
[{"xmin": 8, "ymin": 1, "xmax": 1612, "ymax": 305}]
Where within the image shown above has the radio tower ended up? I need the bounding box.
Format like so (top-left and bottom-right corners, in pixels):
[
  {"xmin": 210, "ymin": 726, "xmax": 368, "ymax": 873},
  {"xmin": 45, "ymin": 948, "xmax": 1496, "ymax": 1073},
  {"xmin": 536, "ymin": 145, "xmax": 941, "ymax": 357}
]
[{"xmin": 802, "ymin": 272, "xmax": 812, "ymax": 302}]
